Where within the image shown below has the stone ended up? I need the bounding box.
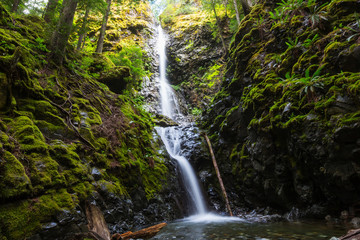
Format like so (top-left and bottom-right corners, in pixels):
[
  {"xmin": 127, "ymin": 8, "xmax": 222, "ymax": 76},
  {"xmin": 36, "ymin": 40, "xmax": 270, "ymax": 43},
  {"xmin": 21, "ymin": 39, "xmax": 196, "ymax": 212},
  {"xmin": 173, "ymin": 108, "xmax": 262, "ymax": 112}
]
[
  {"xmin": 351, "ymin": 218, "xmax": 360, "ymax": 227},
  {"xmin": 98, "ymin": 66, "xmax": 131, "ymax": 94},
  {"xmin": 339, "ymin": 45, "xmax": 360, "ymax": 73}
]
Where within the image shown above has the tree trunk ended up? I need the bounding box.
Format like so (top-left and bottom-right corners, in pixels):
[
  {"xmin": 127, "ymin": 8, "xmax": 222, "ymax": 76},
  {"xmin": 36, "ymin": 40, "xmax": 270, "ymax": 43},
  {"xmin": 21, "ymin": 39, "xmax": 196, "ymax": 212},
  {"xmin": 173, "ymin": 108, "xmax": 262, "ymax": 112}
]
[
  {"xmin": 233, "ymin": 0, "xmax": 241, "ymax": 25},
  {"xmin": 11, "ymin": 0, "xmax": 21, "ymax": 13},
  {"xmin": 43, "ymin": 0, "xmax": 59, "ymax": 22},
  {"xmin": 203, "ymin": 133, "xmax": 233, "ymax": 216},
  {"xmin": 223, "ymin": 0, "xmax": 228, "ymax": 18},
  {"xmin": 51, "ymin": 0, "xmax": 78, "ymax": 65},
  {"xmin": 96, "ymin": 0, "xmax": 112, "ymax": 54},
  {"xmin": 77, "ymin": 6, "xmax": 90, "ymax": 50},
  {"xmin": 211, "ymin": 0, "xmax": 227, "ymax": 54},
  {"xmin": 240, "ymin": 0, "xmax": 251, "ymax": 16}
]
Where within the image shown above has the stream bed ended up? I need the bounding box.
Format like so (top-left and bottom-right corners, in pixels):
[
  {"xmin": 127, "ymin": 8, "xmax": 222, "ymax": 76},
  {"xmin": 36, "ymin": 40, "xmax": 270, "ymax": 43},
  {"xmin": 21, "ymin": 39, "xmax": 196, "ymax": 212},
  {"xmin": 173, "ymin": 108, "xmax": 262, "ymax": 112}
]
[{"xmin": 151, "ymin": 217, "xmax": 346, "ymax": 240}]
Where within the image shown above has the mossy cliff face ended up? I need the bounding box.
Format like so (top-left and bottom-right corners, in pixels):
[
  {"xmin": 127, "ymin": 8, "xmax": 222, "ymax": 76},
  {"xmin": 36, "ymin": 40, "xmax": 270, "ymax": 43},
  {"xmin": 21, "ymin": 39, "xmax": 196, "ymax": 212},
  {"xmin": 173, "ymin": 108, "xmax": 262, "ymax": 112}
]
[
  {"xmin": 202, "ymin": 0, "xmax": 360, "ymax": 217},
  {"xmin": 0, "ymin": 4, "xmax": 182, "ymax": 240},
  {"xmin": 160, "ymin": 2, "xmax": 232, "ymax": 113}
]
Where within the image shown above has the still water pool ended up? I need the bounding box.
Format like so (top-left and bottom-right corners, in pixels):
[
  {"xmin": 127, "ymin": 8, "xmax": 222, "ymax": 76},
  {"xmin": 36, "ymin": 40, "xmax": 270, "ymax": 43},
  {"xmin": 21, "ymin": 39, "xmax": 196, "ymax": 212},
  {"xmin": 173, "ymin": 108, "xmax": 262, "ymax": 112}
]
[{"xmin": 151, "ymin": 214, "xmax": 346, "ymax": 240}]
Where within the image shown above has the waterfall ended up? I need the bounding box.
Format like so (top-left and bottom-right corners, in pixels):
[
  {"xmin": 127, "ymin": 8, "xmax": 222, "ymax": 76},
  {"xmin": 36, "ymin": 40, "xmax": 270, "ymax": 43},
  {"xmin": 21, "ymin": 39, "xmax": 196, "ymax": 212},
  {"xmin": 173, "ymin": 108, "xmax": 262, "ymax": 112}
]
[{"xmin": 155, "ymin": 25, "xmax": 207, "ymax": 216}]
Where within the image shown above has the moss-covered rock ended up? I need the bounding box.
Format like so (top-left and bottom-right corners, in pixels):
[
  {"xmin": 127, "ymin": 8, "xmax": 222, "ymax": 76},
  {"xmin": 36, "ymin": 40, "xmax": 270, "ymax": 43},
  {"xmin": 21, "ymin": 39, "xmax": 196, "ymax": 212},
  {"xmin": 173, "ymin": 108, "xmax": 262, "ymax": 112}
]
[
  {"xmin": 97, "ymin": 66, "xmax": 131, "ymax": 93},
  {"xmin": 202, "ymin": 0, "xmax": 360, "ymax": 216},
  {"xmin": 0, "ymin": 150, "xmax": 31, "ymax": 199},
  {"xmin": 0, "ymin": 3, "xmax": 181, "ymax": 239}
]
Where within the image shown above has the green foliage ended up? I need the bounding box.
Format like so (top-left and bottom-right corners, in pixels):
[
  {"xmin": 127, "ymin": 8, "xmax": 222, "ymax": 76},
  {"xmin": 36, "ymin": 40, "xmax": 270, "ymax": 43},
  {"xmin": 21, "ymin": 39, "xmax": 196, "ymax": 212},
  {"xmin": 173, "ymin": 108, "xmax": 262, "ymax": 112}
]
[
  {"xmin": 285, "ymin": 36, "xmax": 299, "ymax": 49},
  {"xmin": 191, "ymin": 107, "xmax": 202, "ymax": 116},
  {"xmin": 346, "ymin": 12, "xmax": 360, "ymax": 42},
  {"xmin": 302, "ymin": 34, "xmax": 320, "ymax": 48},
  {"xmin": 171, "ymin": 84, "xmax": 181, "ymax": 91},
  {"xmin": 28, "ymin": 37, "xmax": 49, "ymax": 52},
  {"xmin": 107, "ymin": 42, "xmax": 147, "ymax": 82},
  {"xmin": 185, "ymin": 39, "xmax": 194, "ymax": 50}
]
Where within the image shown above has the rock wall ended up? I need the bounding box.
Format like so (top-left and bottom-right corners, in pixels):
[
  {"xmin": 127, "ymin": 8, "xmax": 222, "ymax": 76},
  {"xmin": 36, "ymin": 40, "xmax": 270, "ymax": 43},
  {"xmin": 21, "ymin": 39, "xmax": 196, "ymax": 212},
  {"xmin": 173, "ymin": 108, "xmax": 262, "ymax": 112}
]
[
  {"xmin": 202, "ymin": 0, "xmax": 360, "ymax": 218},
  {"xmin": 161, "ymin": 6, "xmax": 233, "ymax": 111}
]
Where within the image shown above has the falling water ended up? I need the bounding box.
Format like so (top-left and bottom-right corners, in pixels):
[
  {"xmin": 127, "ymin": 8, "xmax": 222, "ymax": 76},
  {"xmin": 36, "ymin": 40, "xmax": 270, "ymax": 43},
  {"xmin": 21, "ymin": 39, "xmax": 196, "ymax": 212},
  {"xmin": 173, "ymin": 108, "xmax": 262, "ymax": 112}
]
[
  {"xmin": 155, "ymin": 25, "xmax": 207, "ymax": 216},
  {"xmin": 156, "ymin": 26, "xmax": 181, "ymax": 118}
]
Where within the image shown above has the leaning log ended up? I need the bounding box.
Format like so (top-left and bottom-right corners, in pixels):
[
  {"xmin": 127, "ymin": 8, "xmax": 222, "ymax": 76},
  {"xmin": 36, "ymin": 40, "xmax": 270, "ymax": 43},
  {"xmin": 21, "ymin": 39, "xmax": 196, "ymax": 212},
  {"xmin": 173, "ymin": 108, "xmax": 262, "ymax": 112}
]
[
  {"xmin": 203, "ymin": 133, "xmax": 233, "ymax": 216},
  {"xmin": 111, "ymin": 222, "xmax": 167, "ymax": 240}
]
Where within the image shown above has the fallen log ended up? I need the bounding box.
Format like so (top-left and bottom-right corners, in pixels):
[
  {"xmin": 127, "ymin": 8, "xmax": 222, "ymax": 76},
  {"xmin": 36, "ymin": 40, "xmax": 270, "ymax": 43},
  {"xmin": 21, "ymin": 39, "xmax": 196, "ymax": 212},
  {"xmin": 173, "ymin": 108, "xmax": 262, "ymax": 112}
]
[
  {"xmin": 340, "ymin": 228, "xmax": 360, "ymax": 240},
  {"xmin": 111, "ymin": 222, "xmax": 167, "ymax": 240}
]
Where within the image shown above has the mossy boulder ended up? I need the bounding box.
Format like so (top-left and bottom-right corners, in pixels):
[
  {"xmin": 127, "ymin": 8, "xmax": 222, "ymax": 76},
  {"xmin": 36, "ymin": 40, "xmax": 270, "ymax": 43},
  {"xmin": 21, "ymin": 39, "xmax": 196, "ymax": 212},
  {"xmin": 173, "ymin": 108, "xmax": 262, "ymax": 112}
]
[
  {"xmin": 0, "ymin": 151, "xmax": 32, "ymax": 199},
  {"xmin": 97, "ymin": 66, "xmax": 131, "ymax": 94}
]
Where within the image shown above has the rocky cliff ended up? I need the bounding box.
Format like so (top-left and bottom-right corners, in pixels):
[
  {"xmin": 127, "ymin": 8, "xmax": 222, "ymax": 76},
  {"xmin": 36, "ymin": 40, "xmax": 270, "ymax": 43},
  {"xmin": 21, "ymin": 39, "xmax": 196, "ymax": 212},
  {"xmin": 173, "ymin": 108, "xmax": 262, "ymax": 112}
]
[
  {"xmin": 202, "ymin": 0, "xmax": 360, "ymax": 218},
  {"xmin": 160, "ymin": 2, "xmax": 234, "ymax": 113}
]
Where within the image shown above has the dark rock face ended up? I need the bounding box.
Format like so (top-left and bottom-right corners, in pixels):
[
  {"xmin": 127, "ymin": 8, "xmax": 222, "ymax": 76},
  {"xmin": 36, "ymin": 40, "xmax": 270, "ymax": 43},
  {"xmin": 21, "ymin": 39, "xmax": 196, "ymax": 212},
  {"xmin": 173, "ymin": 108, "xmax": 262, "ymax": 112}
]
[
  {"xmin": 162, "ymin": 15, "xmax": 232, "ymax": 109},
  {"xmin": 201, "ymin": 0, "xmax": 360, "ymax": 218}
]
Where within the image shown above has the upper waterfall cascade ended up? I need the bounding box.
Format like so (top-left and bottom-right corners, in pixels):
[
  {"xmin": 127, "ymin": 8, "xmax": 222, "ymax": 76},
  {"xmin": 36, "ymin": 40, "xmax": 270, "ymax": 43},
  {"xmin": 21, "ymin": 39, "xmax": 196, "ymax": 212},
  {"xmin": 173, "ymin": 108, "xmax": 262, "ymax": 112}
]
[{"xmin": 155, "ymin": 25, "xmax": 208, "ymax": 216}]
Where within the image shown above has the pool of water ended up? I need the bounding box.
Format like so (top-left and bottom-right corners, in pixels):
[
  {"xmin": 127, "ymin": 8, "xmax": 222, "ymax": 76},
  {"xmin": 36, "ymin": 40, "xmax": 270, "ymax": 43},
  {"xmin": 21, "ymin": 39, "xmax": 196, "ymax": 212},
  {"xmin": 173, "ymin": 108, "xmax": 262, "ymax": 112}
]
[{"xmin": 151, "ymin": 214, "xmax": 346, "ymax": 240}]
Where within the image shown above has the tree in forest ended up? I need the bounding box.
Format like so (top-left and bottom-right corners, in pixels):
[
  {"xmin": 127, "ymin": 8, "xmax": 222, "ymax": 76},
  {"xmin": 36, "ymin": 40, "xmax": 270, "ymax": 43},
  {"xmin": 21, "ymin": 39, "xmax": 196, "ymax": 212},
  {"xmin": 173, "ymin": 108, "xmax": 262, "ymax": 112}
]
[
  {"xmin": 77, "ymin": 0, "xmax": 106, "ymax": 51},
  {"xmin": 202, "ymin": 0, "xmax": 227, "ymax": 53},
  {"xmin": 239, "ymin": 0, "xmax": 251, "ymax": 15},
  {"xmin": 11, "ymin": 0, "xmax": 21, "ymax": 12},
  {"xmin": 233, "ymin": 0, "xmax": 241, "ymax": 24},
  {"xmin": 96, "ymin": 0, "xmax": 112, "ymax": 53},
  {"xmin": 50, "ymin": 0, "xmax": 79, "ymax": 64},
  {"xmin": 43, "ymin": 0, "xmax": 59, "ymax": 22}
]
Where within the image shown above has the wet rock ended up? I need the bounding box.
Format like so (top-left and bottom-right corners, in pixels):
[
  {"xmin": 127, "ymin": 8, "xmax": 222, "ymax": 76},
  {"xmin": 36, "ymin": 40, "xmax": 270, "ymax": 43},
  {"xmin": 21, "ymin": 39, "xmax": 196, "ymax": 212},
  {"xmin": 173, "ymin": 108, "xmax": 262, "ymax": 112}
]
[
  {"xmin": 352, "ymin": 218, "xmax": 360, "ymax": 228},
  {"xmin": 327, "ymin": 95, "xmax": 358, "ymax": 115},
  {"xmin": 338, "ymin": 45, "xmax": 360, "ymax": 72},
  {"xmin": 91, "ymin": 167, "xmax": 102, "ymax": 181},
  {"xmin": 153, "ymin": 114, "xmax": 179, "ymax": 127}
]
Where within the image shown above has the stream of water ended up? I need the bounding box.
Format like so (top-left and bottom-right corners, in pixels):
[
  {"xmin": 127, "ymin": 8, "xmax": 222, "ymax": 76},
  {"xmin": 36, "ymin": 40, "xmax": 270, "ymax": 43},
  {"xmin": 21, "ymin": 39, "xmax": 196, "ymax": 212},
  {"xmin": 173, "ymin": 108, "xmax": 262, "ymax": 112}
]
[{"xmin": 152, "ymin": 25, "xmax": 346, "ymax": 239}]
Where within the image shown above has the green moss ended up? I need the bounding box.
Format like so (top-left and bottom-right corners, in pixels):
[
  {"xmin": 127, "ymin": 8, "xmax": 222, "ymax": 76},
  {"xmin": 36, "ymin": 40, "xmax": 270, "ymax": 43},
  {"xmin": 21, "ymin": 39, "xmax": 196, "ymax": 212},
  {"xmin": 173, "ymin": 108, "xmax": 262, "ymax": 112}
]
[
  {"xmin": 0, "ymin": 189, "xmax": 77, "ymax": 240},
  {"xmin": 70, "ymin": 182, "xmax": 94, "ymax": 200},
  {"xmin": 10, "ymin": 116, "xmax": 48, "ymax": 154},
  {"xmin": 50, "ymin": 144, "xmax": 81, "ymax": 167},
  {"xmin": 337, "ymin": 111, "xmax": 360, "ymax": 126},
  {"xmin": 18, "ymin": 100, "xmax": 65, "ymax": 126},
  {"xmin": 0, "ymin": 151, "xmax": 32, "ymax": 199}
]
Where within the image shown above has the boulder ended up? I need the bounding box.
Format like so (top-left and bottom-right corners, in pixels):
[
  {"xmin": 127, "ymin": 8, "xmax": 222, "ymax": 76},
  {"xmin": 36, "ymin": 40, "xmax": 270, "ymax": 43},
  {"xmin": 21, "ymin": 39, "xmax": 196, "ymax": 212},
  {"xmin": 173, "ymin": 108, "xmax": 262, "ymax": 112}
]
[{"xmin": 98, "ymin": 67, "xmax": 131, "ymax": 94}]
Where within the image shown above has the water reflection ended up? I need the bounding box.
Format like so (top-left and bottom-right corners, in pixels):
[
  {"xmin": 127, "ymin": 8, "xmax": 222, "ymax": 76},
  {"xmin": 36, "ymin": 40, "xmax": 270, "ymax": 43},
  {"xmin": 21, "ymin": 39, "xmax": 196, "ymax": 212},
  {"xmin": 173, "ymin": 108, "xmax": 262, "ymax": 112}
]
[{"xmin": 151, "ymin": 217, "xmax": 346, "ymax": 240}]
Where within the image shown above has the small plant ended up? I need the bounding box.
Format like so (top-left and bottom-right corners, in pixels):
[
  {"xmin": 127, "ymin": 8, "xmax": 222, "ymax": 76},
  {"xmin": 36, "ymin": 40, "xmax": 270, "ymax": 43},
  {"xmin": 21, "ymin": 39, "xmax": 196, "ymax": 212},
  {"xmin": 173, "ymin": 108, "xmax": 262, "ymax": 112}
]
[
  {"xmin": 299, "ymin": 65, "xmax": 325, "ymax": 101},
  {"xmin": 191, "ymin": 107, "xmax": 202, "ymax": 116},
  {"xmin": 306, "ymin": 2, "xmax": 328, "ymax": 28},
  {"xmin": 302, "ymin": 34, "xmax": 320, "ymax": 48},
  {"xmin": 346, "ymin": 12, "xmax": 360, "ymax": 42},
  {"xmin": 285, "ymin": 37, "xmax": 299, "ymax": 50},
  {"xmin": 185, "ymin": 39, "xmax": 194, "ymax": 50},
  {"xmin": 171, "ymin": 84, "xmax": 181, "ymax": 91},
  {"xmin": 269, "ymin": 9, "xmax": 282, "ymax": 21},
  {"xmin": 278, "ymin": 71, "xmax": 299, "ymax": 82}
]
